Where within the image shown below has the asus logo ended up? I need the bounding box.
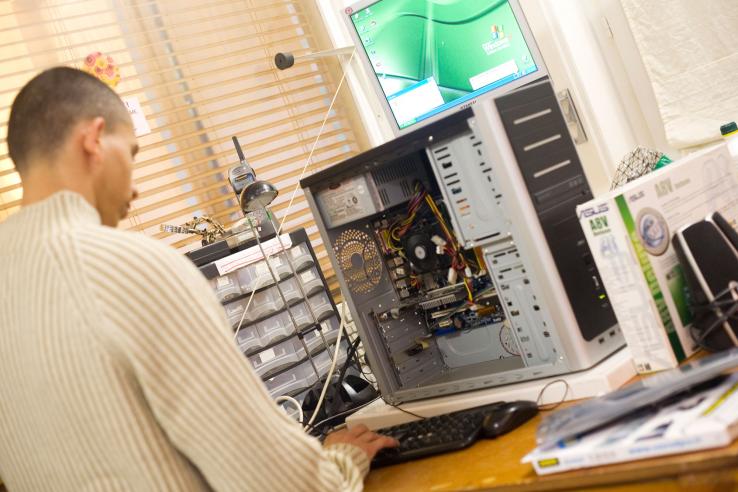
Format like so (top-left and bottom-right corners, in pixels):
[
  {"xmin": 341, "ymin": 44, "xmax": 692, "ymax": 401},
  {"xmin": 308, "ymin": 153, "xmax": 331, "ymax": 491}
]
[
  {"xmin": 629, "ymin": 190, "xmax": 645, "ymax": 202},
  {"xmin": 578, "ymin": 204, "xmax": 609, "ymax": 219}
]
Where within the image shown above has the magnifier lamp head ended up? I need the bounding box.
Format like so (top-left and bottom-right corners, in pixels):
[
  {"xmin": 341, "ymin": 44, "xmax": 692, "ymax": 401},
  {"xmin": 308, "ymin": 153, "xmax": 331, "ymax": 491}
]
[{"xmin": 240, "ymin": 180, "xmax": 279, "ymax": 212}]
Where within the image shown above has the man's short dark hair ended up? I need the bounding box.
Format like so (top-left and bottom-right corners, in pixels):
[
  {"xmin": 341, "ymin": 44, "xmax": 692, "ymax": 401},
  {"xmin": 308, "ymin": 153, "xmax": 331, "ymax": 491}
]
[{"xmin": 7, "ymin": 67, "xmax": 130, "ymax": 175}]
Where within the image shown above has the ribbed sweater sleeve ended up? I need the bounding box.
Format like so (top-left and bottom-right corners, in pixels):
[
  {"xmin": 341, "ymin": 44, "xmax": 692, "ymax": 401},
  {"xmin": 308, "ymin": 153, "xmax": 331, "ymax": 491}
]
[{"xmin": 75, "ymin": 227, "xmax": 369, "ymax": 491}]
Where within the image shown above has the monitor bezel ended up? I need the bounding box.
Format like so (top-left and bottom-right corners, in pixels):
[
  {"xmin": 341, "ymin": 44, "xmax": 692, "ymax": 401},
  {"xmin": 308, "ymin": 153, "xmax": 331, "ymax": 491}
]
[{"xmin": 342, "ymin": 0, "xmax": 549, "ymax": 137}]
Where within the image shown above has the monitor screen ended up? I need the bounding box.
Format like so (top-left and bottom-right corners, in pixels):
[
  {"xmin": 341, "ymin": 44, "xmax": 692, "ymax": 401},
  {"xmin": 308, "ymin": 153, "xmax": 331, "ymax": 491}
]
[{"xmin": 345, "ymin": 0, "xmax": 546, "ymax": 134}]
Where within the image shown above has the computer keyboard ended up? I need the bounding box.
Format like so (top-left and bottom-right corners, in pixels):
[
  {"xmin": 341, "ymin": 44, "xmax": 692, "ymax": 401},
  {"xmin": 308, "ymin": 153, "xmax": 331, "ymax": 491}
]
[{"xmin": 371, "ymin": 401, "xmax": 506, "ymax": 468}]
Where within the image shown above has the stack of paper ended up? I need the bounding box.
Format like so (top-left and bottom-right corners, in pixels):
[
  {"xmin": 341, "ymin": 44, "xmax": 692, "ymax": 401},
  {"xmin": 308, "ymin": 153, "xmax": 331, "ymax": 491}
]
[{"xmin": 523, "ymin": 373, "xmax": 738, "ymax": 475}]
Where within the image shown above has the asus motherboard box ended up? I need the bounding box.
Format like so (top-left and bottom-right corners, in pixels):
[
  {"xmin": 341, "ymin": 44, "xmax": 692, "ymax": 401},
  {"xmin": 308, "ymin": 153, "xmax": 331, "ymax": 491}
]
[{"xmin": 577, "ymin": 144, "xmax": 738, "ymax": 373}]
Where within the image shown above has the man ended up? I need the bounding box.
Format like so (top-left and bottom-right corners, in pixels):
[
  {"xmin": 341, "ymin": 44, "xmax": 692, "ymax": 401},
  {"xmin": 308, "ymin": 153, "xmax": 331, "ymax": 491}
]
[{"xmin": 0, "ymin": 67, "xmax": 396, "ymax": 491}]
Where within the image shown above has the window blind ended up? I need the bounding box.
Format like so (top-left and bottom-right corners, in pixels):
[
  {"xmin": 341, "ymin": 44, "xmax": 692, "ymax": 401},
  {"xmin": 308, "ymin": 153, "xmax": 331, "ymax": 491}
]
[{"xmin": 0, "ymin": 0, "xmax": 367, "ymax": 296}]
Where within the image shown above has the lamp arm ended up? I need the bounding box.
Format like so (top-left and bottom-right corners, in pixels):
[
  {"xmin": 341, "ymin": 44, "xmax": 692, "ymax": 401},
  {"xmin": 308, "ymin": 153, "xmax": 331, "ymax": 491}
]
[{"xmin": 274, "ymin": 47, "xmax": 354, "ymax": 70}]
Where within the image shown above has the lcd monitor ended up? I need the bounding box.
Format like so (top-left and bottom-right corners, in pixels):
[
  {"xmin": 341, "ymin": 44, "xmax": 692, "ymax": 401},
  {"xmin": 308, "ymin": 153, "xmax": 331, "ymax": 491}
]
[{"xmin": 343, "ymin": 0, "xmax": 548, "ymax": 135}]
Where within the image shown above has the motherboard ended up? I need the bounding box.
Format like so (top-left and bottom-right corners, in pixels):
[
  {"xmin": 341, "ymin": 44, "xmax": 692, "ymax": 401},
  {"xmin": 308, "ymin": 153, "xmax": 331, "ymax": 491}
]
[{"xmin": 366, "ymin": 182, "xmax": 513, "ymax": 359}]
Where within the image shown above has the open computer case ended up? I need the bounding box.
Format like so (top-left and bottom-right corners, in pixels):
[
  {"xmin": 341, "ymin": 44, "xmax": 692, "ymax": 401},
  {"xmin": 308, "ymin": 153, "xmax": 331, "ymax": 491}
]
[{"xmin": 301, "ymin": 80, "xmax": 624, "ymax": 404}]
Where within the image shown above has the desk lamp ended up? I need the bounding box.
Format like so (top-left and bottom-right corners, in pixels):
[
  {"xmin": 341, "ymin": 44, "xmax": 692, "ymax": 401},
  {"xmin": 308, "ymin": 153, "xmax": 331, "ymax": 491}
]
[
  {"xmin": 232, "ymin": 141, "xmax": 336, "ymax": 387},
  {"xmin": 240, "ymin": 180, "xmax": 278, "ymax": 213}
]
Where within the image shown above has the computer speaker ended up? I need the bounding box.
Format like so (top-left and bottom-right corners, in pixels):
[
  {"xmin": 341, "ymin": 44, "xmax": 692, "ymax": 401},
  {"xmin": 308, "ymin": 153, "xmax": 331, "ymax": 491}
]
[{"xmin": 673, "ymin": 212, "xmax": 738, "ymax": 351}]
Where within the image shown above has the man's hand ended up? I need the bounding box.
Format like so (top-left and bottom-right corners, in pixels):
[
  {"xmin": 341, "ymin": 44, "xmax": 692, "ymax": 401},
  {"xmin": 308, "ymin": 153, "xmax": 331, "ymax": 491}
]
[{"xmin": 324, "ymin": 424, "xmax": 399, "ymax": 461}]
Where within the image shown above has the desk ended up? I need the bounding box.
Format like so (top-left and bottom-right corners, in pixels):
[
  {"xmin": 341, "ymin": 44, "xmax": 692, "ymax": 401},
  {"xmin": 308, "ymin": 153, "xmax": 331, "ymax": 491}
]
[{"xmin": 364, "ymin": 407, "xmax": 738, "ymax": 491}]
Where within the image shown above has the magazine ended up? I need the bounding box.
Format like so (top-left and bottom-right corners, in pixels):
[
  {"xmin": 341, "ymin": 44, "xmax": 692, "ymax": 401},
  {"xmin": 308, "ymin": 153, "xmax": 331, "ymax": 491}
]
[{"xmin": 523, "ymin": 373, "xmax": 738, "ymax": 475}]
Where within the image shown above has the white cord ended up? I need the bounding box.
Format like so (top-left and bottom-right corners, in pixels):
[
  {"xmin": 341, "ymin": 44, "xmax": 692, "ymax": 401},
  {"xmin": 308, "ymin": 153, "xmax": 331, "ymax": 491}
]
[
  {"xmin": 228, "ymin": 53, "xmax": 356, "ymax": 428},
  {"xmin": 306, "ymin": 300, "xmax": 347, "ymax": 427},
  {"xmin": 275, "ymin": 49, "xmax": 356, "ymax": 237},
  {"xmin": 234, "ymin": 51, "xmax": 356, "ymax": 338},
  {"xmin": 233, "ymin": 288, "xmax": 257, "ymax": 342},
  {"xmin": 275, "ymin": 395, "xmax": 304, "ymax": 424}
]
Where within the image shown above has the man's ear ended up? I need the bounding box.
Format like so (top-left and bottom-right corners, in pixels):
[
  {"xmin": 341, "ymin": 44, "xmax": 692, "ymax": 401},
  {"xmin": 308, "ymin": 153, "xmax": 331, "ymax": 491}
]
[{"xmin": 81, "ymin": 117, "xmax": 106, "ymax": 170}]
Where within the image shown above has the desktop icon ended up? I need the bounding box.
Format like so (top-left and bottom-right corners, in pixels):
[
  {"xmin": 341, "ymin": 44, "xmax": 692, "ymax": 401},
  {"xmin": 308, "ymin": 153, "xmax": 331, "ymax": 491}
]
[{"xmin": 490, "ymin": 24, "xmax": 505, "ymax": 40}]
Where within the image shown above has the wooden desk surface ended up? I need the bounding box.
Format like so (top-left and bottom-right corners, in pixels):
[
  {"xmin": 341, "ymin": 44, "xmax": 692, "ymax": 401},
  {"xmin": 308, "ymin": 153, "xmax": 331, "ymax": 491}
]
[{"xmin": 364, "ymin": 407, "xmax": 738, "ymax": 492}]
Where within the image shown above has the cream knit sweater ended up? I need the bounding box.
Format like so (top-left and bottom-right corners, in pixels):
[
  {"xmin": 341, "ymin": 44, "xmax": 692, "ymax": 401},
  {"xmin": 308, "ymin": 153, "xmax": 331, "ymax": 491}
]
[{"xmin": 0, "ymin": 191, "xmax": 368, "ymax": 491}]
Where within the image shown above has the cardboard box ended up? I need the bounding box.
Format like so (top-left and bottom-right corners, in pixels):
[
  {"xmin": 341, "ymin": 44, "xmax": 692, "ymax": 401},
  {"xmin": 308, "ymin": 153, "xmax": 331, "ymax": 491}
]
[{"xmin": 577, "ymin": 144, "xmax": 738, "ymax": 373}]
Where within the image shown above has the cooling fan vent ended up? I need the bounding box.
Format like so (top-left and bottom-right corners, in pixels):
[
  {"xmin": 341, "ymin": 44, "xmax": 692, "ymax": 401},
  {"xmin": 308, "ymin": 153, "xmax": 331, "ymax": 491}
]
[{"xmin": 334, "ymin": 229, "xmax": 383, "ymax": 295}]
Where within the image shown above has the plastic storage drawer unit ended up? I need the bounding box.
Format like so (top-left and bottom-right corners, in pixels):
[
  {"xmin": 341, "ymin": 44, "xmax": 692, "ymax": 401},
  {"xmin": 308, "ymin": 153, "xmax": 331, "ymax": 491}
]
[
  {"xmin": 308, "ymin": 292, "xmax": 334, "ymax": 321},
  {"xmin": 235, "ymin": 324, "xmax": 261, "ymax": 354},
  {"xmin": 298, "ymin": 267, "xmax": 323, "ymax": 296},
  {"xmin": 235, "ymin": 261, "xmax": 271, "ymax": 293},
  {"xmin": 289, "ymin": 243, "xmax": 314, "ymax": 271},
  {"xmin": 267, "ymin": 254, "xmax": 292, "ymax": 279},
  {"xmin": 248, "ymin": 337, "xmax": 307, "ymax": 377},
  {"xmin": 257, "ymin": 310, "xmax": 295, "ymax": 347},
  {"xmin": 303, "ymin": 327, "xmax": 327, "ymax": 354},
  {"xmin": 266, "ymin": 359, "xmax": 315, "ymax": 398},
  {"xmin": 278, "ymin": 277, "xmax": 303, "ymax": 305},
  {"xmin": 195, "ymin": 228, "xmax": 341, "ymax": 410},
  {"xmin": 224, "ymin": 298, "xmax": 252, "ymax": 328},
  {"xmin": 319, "ymin": 316, "xmax": 341, "ymax": 345},
  {"xmin": 210, "ymin": 272, "xmax": 241, "ymax": 302},
  {"xmin": 289, "ymin": 302, "xmax": 317, "ymax": 331},
  {"xmin": 248, "ymin": 286, "xmax": 285, "ymax": 321},
  {"xmin": 312, "ymin": 340, "xmax": 349, "ymax": 378},
  {"xmin": 302, "ymin": 318, "xmax": 340, "ymax": 354}
]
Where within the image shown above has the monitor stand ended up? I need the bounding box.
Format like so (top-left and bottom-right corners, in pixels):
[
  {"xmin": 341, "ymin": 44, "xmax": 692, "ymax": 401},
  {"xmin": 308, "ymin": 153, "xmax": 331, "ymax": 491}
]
[{"xmin": 345, "ymin": 347, "xmax": 635, "ymax": 430}]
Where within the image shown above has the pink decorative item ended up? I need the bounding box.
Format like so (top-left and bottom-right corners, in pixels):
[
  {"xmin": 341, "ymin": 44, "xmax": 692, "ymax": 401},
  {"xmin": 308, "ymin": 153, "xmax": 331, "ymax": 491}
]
[{"xmin": 82, "ymin": 51, "xmax": 120, "ymax": 88}]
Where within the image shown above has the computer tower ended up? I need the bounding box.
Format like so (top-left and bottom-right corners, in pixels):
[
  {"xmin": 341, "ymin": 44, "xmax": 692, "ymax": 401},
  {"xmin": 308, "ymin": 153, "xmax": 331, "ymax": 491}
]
[{"xmin": 301, "ymin": 80, "xmax": 624, "ymax": 404}]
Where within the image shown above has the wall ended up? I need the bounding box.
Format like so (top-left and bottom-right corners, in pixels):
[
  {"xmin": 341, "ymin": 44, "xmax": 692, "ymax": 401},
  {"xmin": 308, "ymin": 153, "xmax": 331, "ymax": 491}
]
[{"xmin": 578, "ymin": 0, "xmax": 677, "ymax": 157}]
